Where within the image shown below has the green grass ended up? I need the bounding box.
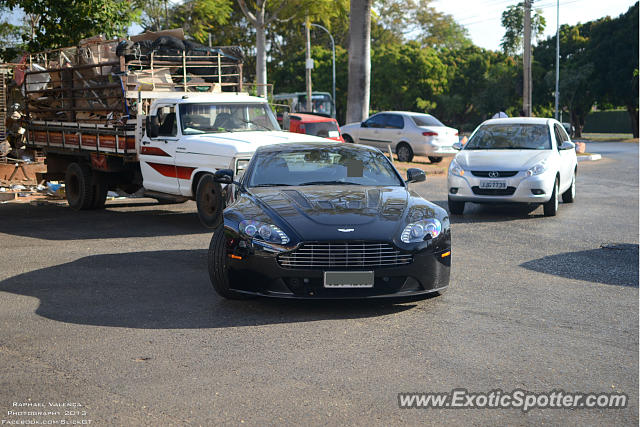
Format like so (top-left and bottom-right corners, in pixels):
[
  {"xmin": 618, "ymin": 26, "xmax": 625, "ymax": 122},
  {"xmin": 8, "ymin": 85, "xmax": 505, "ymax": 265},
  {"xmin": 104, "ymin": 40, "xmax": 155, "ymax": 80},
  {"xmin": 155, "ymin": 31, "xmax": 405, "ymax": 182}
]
[{"xmin": 579, "ymin": 133, "xmax": 638, "ymax": 143}]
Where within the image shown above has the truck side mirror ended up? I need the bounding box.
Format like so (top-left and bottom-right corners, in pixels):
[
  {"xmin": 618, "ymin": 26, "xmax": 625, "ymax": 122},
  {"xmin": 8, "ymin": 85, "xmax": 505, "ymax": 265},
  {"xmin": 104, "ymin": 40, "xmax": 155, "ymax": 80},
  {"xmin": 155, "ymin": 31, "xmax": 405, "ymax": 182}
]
[
  {"xmin": 146, "ymin": 116, "xmax": 159, "ymax": 138},
  {"xmin": 213, "ymin": 169, "xmax": 234, "ymax": 184}
]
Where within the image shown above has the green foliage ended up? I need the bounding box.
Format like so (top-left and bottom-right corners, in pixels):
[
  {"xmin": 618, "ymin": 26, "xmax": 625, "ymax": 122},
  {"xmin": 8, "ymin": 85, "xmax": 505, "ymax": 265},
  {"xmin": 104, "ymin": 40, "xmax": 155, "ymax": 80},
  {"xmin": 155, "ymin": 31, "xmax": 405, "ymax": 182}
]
[
  {"xmin": 500, "ymin": 1, "xmax": 546, "ymax": 55},
  {"xmin": 169, "ymin": 0, "xmax": 233, "ymax": 43},
  {"xmin": 0, "ymin": 0, "xmax": 141, "ymax": 51}
]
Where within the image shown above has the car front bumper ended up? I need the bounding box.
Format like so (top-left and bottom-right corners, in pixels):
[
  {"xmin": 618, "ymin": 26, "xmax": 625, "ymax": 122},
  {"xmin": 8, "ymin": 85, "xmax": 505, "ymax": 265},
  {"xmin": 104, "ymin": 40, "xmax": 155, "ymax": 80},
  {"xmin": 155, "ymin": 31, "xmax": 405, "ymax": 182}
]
[
  {"xmin": 225, "ymin": 238, "xmax": 451, "ymax": 299},
  {"xmin": 447, "ymin": 170, "xmax": 556, "ymax": 203}
]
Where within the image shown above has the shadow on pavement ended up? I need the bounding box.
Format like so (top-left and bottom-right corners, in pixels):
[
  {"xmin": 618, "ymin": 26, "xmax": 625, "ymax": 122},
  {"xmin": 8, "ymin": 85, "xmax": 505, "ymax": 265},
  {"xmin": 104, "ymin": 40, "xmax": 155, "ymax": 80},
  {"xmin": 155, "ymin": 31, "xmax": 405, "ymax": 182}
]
[
  {"xmin": 520, "ymin": 244, "xmax": 639, "ymax": 287},
  {"xmin": 0, "ymin": 249, "xmax": 416, "ymax": 329},
  {"xmin": 0, "ymin": 202, "xmax": 208, "ymax": 240},
  {"xmin": 430, "ymin": 200, "xmax": 543, "ymax": 223}
]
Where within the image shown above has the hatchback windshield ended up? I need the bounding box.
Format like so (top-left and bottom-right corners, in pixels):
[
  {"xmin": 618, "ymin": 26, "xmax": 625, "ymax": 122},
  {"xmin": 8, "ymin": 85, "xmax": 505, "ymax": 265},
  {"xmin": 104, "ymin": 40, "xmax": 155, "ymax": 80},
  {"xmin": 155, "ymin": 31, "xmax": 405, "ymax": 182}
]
[
  {"xmin": 248, "ymin": 147, "xmax": 403, "ymax": 187},
  {"xmin": 466, "ymin": 124, "xmax": 551, "ymax": 150},
  {"xmin": 179, "ymin": 103, "xmax": 280, "ymax": 134}
]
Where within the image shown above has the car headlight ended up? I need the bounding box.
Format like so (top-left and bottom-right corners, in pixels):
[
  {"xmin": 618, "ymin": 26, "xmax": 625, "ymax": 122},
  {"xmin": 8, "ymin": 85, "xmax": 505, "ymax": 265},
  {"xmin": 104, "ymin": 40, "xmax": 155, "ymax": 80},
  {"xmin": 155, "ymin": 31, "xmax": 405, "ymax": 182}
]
[
  {"xmin": 239, "ymin": 220, "xmax": 290, "ymax": 244},
  {"xmin": 526, "ymin": 160, "xmax": 547, "ymax": 176},
  {"xmin": 449, "ymin": 159, "xmax": 465, "ymax": 177},
  {"xmin": 235, "ymin": 159, "xmax": 250, "ymax": 177},
  {"xmin": 401, "ymin": 218, "xmax": 442, "ymax": 243}
]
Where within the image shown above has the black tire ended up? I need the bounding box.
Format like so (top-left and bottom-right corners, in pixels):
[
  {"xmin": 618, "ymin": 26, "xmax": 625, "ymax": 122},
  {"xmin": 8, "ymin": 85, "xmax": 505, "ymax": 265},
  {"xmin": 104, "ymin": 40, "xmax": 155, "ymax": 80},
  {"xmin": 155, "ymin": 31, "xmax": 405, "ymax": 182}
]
[
  {"xmin": 396, "ymin": 143, "xmax": 414, "ymax": 162},
  {"xmin": 562, "ymin": 171, "xmax": 576, "ymax": 203},
  {"xmin": 448, "ymin": 197, "xmax": 465, "ymax": 215},
  {"xmin": 90, "ymin": 172, "xmax": 108, "ymax": 210},
  {"xmin": 65, "ymin": 162, "xmax": 94, "ymax": 210},
  {"xmin": 543, "ymin": 177, "xmax": 559, "ymax": 217},
  {"xmin": 196, "ymin": 174, "xmax": 224, "ymax": 228},
  {"xmin": 428, "ymin": 156, "xmax": 443, "ymax": 163},
  {"xmin": 343, "ymin": 134, "xmax": 354, "ymax": 143},
  {"xmin": 207, "ymin": 227, "xmax": 251, "ymax": 300}
]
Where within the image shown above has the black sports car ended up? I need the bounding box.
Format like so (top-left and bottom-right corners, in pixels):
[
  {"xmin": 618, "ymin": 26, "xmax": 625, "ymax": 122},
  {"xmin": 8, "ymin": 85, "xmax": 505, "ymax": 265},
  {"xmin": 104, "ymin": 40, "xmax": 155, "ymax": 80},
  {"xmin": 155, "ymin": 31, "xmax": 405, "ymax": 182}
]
[{"xmin": 208, "ymin": 142, "xmax": 451, "ymax": 299}]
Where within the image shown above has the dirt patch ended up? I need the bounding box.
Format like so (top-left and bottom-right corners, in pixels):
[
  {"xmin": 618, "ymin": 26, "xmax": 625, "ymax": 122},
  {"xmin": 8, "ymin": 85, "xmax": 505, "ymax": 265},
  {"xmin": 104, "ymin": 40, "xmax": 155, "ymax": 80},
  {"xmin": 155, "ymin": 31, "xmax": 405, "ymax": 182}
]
[{"xmin": 387, "ymin": 154, "xmax": 452, "ymax": 176}]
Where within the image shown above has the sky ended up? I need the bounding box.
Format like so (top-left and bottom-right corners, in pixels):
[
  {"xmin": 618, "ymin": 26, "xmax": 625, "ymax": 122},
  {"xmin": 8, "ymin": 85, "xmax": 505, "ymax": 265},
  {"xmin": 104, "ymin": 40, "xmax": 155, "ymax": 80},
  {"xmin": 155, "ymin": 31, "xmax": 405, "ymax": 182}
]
[{"xmin": 432, "ymin": 0, "xmax": 637, "ymax": 51}]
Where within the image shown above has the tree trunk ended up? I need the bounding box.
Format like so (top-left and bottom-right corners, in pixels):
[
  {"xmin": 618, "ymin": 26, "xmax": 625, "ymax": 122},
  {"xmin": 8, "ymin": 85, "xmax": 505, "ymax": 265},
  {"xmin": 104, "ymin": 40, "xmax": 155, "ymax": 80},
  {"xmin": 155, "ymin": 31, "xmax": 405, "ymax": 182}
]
[
  {"xmin": 626, "ymin": 103, "xmax": 639, "ymax": 138},
  {"xmin": 571, "ymin": 110, "xmax": 583, "ymax": 138},
  {"xmin": 346, "ymin": 0, "xmax": 372, "ymax": 124},
  {"xmin": 255, "ymin": 23, "xmax": 267, "ymax": 98}
]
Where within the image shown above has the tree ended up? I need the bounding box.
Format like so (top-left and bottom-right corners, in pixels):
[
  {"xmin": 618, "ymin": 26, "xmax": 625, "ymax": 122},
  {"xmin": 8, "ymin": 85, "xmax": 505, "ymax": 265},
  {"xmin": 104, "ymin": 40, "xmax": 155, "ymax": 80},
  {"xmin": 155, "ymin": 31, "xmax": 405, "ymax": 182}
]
[
  {"xmin": 138, "ymin": 0, "xmax": 166, "ymax": 32},
  {"xmin": 589, "ymin": 2, "xmax": 639, "ymax": 137},
  {"xmin": 170, "ymin": 0, "xmax": 233, "ymax": 43},
  {"xmin": 500, "ymin": 1, "xmax": 546, "ymax": 55},
  {"xmin": 0, "ymin": 0, "xmax": 141, "ymax": 51},
  {"xmin": 346, "ymin": 0, "xmax": 372, "ymax": 123},
  {"xmin": 375, "ymin": 0, "xmax": 471, "ymax": 50}
]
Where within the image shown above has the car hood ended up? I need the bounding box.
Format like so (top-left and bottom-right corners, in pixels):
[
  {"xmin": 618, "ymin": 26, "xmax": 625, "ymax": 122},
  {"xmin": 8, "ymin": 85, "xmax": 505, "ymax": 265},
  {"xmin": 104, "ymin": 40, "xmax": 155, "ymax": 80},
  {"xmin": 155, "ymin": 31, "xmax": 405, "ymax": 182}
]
[
  {"xmin": 455, "ymin": 150, "xmax": 550, "ymax": 170},
  {"xmin": 247, "ymin": 186, "xmax": 413, "ymax": 241}
]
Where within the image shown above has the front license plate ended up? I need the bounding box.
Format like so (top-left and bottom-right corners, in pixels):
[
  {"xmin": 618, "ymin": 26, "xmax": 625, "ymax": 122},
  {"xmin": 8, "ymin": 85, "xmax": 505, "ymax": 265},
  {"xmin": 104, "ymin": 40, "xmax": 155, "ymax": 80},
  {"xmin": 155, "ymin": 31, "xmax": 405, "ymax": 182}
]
[
  {"xmin": 479, "ymin": 180, "xmax": 507, "ymax": 189},
  {"xmin": 323, "ymin": 271, "xmax": 374, "ymax": 288}
]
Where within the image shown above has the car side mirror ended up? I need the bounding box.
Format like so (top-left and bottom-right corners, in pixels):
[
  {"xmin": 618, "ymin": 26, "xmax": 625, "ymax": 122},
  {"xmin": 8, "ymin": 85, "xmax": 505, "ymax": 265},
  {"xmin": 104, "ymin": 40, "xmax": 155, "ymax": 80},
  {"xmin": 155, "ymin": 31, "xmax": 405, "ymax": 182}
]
[
  {"xmin": 452, "ymin": 142, "xmax": 462, "ymax": 150},
  {"xmin": 559, "ymin": 141, "xmax": 575, "ymax": 151},
  {"xmin": 406, "ymin": 168, "xmax": 426, "ymax": 183},
  {"xmin": 361, "ymin": 121, "xmax": 367, "ymax": 128},
  {"xmin": 146, "ymin": 116, "xmax": 159, "ymax": 138},
  {"xmin": 213, "ymin": 169, "xmax": 234, "ymax": 184}
]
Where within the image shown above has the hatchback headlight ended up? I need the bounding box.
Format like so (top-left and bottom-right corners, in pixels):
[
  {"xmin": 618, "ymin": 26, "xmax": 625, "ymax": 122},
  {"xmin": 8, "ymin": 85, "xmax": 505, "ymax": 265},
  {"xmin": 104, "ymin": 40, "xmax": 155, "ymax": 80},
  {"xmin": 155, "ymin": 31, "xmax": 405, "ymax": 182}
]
[
  {"xmin": 449, "ymin": 159, "xmax": 464, "ymax": 177},
  {"xmin": 239, "ymin": 220, "xmax": 289, "ymax": 244},
  {"xmin": 401, "ymin": 218, "xmax": 442, "ymax": 243},
  {"xmin": 526, "ymin": 160, "xmax": 547, "ymax": 176}
]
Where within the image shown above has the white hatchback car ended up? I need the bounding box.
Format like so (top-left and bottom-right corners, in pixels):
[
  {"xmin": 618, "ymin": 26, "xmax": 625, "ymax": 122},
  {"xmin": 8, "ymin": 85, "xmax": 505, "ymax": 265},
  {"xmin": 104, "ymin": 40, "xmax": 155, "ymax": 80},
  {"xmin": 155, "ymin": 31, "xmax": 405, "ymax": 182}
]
[
  {"xmin": 340, "ymin": 111, "xmax": 459, "ymax": 163},
  {"xmin": 447, "ymin": 117, "xmax": 577, "ymax": 216}
]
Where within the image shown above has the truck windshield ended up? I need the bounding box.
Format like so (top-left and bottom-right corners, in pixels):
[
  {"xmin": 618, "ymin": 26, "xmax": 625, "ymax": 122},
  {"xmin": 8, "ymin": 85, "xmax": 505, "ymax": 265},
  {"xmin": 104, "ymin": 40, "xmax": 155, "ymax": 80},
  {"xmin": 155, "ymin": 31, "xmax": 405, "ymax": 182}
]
[{"xmin": 179, "ymin": 103, "xmax": 280, "ymax": 134}]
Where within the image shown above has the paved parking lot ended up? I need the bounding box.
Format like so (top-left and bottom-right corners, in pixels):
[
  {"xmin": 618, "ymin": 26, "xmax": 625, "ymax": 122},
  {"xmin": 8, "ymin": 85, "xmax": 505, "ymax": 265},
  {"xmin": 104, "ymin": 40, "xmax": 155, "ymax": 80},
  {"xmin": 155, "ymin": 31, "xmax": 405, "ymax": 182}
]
[{"xmin": 0, "ymin": 142, "xmax": 637, "ymax": 425}]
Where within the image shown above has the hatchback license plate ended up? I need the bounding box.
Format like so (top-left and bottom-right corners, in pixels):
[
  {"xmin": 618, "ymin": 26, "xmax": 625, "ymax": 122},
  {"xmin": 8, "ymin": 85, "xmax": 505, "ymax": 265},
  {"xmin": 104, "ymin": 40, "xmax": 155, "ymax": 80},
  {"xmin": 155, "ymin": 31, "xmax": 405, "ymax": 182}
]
[
  {"xmin": 323, "ymin": 271, "xmax": 374, "ymax": 288},
  {"xmin": 479, "ymin": 180, "xmax": 507, "ymax": 189}
]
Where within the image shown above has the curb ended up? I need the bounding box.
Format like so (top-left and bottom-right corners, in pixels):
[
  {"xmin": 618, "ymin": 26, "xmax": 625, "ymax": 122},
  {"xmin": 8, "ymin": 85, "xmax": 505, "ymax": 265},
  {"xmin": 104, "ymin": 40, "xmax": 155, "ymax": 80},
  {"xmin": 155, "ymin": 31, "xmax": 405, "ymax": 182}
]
[{"xmin": 577, "ymin": 153, "xmax": 602, "ymax": 162}]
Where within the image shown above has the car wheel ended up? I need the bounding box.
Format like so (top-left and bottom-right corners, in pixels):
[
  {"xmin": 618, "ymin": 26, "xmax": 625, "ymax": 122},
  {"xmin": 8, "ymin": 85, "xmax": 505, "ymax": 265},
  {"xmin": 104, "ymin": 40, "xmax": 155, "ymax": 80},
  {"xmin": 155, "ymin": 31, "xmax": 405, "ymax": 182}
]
[
  {"xmin": 196, "ymin": 174, "xmax": 224, "ymax": 228},
  {"xmin": 208, "ymin": 226, "xmax": 252, "ymax": 300},
  {"xmin": 396, "ymin": 143, "xmax": 414, "ymax": 162},
  {"xmin": 343, "ymin": 134, "xmax": 354, "ymax": 143},
  {"xmin": 65, "ymin": 162, "xmax": 94, "ymax": 211},
  {"xmin": 543, "ymin": 177, "xmax": 559, "ymax": 217},
  {"xmin": 562, "ymin": 171, "xmax": 576, "ymax": 203},
  {"xmin": 448, "ymin": 197, "xmax": 465, "ymax": 215},
  {"xmin": 428, "ymin": 156, "xmax": 443, "ymax": 163}
]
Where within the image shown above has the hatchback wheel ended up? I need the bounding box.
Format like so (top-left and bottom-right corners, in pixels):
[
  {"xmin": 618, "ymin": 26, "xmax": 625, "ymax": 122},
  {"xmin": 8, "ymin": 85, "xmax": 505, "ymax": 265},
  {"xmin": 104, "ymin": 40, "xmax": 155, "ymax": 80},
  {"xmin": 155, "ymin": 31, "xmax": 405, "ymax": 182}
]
[
  {"xmin": 543, "ymin": 178, "xmax": 559, "ymax": 216},
  {"xmin": 562, "ymin": 171, "xmax": 576, "ymax": 203}
]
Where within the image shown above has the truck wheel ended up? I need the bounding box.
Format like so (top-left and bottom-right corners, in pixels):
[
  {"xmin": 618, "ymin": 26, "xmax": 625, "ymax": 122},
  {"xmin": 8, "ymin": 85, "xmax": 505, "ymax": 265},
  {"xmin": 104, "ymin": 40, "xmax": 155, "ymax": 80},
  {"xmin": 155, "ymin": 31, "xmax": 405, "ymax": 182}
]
[
  {"xmin": 196, "ymin": 174, "xmax": 224, "ymax": 228},
  {"xmin": 208, "ymin": 226, "xmax": 251, "ymax": 300},
  {"xmin": 90, "ymin": 172, "xmax": 108, "ymax": 210},
  {"xmin": 65, "ymin": 162, "xmax": 94, "ymax": 210}
]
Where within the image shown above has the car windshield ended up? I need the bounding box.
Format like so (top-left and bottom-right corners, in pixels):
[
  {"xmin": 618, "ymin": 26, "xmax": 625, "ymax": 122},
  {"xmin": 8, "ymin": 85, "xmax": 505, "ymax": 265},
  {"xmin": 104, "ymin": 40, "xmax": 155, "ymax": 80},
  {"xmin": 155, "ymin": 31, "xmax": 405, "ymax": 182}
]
[
  {"xmin": 465, "ymin": 123, "xmax": 551, "ymax": 150},
  {"xmin": 411, "ymin": 114, "xmax": 444, "ymax": 127},
  {"xmin": 179, "ymin": 103, "xmax": 280, "ymax": 134},
  {"xmin": 248, "ymin": 146, "xmax": 403, "ymax": 187},
  {"xmin": 302, "ymin": 121, "xmax": 340, "ymax": 138}
]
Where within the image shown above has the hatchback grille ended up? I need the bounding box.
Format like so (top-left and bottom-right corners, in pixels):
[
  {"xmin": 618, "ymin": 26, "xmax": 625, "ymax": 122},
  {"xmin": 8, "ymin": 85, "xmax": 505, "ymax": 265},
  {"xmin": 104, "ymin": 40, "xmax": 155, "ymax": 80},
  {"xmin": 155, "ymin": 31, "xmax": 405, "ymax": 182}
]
[
  {"xmin": 471, "ymin": 171, "xmax": 518, "ymax": 177},
  {"xmin": 277, "ymin": 242, "xmax": 413, "ymax": 269},
  {"xmin": 471, "ymin": 186, "xmax": 517, "ymax": 196}
]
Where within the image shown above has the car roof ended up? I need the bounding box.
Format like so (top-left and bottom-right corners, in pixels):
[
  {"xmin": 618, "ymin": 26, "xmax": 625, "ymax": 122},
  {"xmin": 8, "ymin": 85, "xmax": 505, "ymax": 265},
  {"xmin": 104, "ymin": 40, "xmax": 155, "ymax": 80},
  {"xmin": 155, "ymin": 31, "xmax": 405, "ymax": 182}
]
[
  {"xmin": 289, "ymin": 113, "xmax": 337, "ymax": 123},
  {"xmin": 482, "ymin": 117, "xmax": 553, "ymax": 126},
  {"xmin": 373, "ymin": 111, "xmax": 435, "ymax": 116},
  {"xmin": 255, "ymin": 141, "xmax": 377, "ymax": 154}
]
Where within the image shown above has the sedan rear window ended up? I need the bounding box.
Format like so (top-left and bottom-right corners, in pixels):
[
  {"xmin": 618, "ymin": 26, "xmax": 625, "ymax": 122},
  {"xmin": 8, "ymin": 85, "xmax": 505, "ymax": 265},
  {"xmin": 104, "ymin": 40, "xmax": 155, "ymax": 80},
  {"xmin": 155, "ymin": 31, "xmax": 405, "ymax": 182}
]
[
  {"xmin": 466, "ymin": 124, "xmax": 551, "ymax": 150},
  {"xmin": 410, "ymin": 114, "xmax": 444, "ymax": 127}
]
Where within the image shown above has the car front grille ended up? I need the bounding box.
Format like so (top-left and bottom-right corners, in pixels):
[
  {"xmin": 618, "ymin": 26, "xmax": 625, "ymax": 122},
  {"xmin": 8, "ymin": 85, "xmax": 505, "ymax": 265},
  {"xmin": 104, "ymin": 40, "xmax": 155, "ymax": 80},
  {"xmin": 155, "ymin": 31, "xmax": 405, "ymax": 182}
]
[
  {"xmin": 277, "ymin": 242, "xmax": 413, "ymax": 269},
  {"xmin": 471, "ymin": 171, "xmax": 519, "ymax": 177},
  {"xmin": 471, "ymin": 186, "xmax": 517, "ymax": 196}
]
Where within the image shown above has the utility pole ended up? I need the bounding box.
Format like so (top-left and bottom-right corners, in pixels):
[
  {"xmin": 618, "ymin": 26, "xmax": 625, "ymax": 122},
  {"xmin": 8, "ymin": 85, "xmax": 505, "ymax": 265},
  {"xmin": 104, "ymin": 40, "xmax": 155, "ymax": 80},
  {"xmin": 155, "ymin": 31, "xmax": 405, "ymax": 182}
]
[
  {"xmin": 305, "ymin": 17, "xmax": 313, "ymax": 112},
  {"xmin": 164, "ymin": 0, "xmax": 169, "ymax": 30},
  {"xmin": 554, "ymin": 0, "xmax": 560, "ymax": 120},
  {"xmin": 523, "ymin": 0, "xmax": 532, "ymax": 116},
  {"xmin": 310, "ymin": 23, "xmax": 336, "ymax": 118}
]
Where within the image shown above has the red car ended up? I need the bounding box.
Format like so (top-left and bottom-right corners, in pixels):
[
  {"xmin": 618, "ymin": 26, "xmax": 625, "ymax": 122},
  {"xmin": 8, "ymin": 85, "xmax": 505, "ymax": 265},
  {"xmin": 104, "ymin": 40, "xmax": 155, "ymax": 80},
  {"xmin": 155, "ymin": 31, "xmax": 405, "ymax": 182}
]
[{"xmin": 285, "ymin": 113, "xmax": 344, "ymax": 142}]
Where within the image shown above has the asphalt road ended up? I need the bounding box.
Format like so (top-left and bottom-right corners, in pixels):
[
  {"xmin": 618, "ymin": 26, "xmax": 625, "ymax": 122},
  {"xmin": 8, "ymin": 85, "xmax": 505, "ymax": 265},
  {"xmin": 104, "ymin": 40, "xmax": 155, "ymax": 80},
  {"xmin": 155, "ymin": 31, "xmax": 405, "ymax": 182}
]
[{"xmin": 0, "ymin": 142, "xmax": 637, "ymax": 425}]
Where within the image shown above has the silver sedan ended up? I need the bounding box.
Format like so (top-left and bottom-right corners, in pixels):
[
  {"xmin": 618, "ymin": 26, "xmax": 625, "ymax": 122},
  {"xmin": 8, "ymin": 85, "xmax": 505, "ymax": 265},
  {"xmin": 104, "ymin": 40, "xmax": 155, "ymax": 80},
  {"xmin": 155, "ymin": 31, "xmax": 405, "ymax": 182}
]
[{"xmin": 340, "ymin": 111, "xmax": 459, "ymax": 163}]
